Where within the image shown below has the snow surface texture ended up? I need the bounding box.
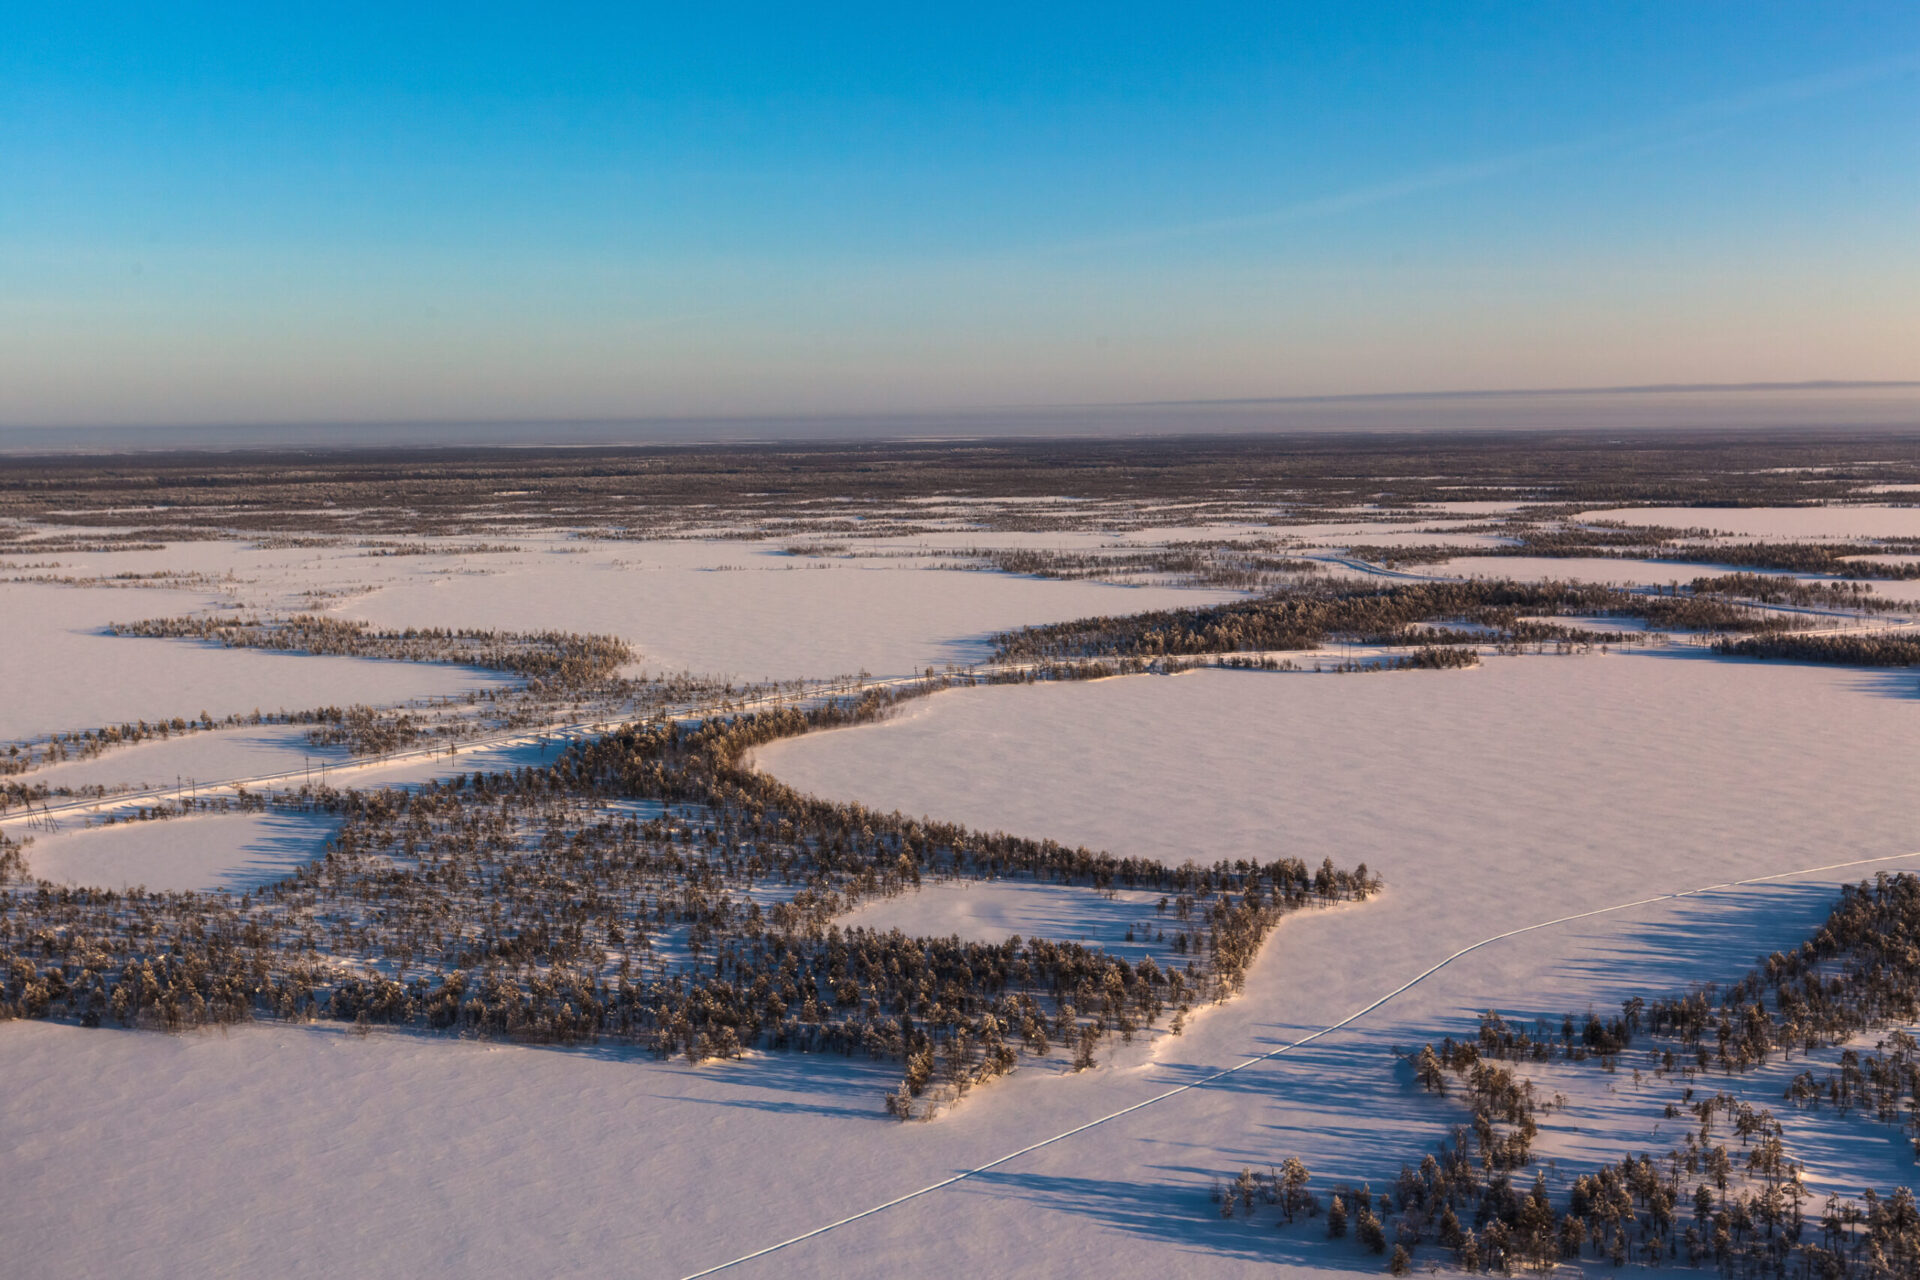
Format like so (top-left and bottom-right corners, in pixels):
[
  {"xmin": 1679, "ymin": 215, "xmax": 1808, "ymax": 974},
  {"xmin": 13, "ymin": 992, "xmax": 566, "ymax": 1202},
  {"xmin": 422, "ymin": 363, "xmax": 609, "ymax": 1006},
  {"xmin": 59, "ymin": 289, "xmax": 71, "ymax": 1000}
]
[
  {"xmin": 0, "ymin": 580, "xmax": 506, "ymax": 742},
  {"xmin": 5, "ymin": 532, "xmax": 1237, "ymax": 786},
  {"xmin": 1579, "ymin": 505, "xmax": 1920, "ymax": 540},
  {"xmin": 336, "ymin": 539, "xmax": 1236, "ymax": 682},
  {"xmin": 1432, "ymin": 555, "xmax": 1729, "ymax": 587},
  {"xmin": 9, "ymin": 510, "xmax": 1920, "ymax": 1277},
  {"xmin": 9, "ymin": 653, "xmax": 1920, "ymax": 1279},
  {"xmin": 840, "ymin": 879, "xmax": 1177, "ymax": 965},
  {"xmin": 22, "ymin": 810, "xmax": 338, "ymax": 893}
]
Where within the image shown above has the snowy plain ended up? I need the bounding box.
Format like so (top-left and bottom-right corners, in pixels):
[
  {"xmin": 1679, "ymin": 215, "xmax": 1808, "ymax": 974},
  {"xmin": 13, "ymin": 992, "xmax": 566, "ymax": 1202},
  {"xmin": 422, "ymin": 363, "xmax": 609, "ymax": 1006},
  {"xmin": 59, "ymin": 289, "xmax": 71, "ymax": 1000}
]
[
  {"xmin": 4, "ymin": 532, "xmax": 1235, "ymax": 788},
  {"xmin": 336, "ymin": 540, "xmax": 1237, "ymax": 681},
  {"xmin": 7, "ymin": 506, "xmax": 1920, "ymax": 1279},
  {"xmin": 0, "ymin": 579, "xmax": 508, "ymax": 743},
  {"xmin": 1578, "ymin": 505, "xmax": 1920, "ymax": 540},
  {"xmin": 9, "ymin": 651, "xmax": 1920, "ymax": 1278},
  {"xmin": 21, "ymin": 809, "xmax": 339, "ymax": 893}
]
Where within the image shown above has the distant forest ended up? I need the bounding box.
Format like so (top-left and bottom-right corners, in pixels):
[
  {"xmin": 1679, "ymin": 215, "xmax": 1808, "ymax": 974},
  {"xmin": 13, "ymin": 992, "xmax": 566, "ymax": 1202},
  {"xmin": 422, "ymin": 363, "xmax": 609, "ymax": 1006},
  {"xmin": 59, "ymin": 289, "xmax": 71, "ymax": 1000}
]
[{"xmin": 7, "ymin": 428, "xmax": 1920, "ymax": 541}]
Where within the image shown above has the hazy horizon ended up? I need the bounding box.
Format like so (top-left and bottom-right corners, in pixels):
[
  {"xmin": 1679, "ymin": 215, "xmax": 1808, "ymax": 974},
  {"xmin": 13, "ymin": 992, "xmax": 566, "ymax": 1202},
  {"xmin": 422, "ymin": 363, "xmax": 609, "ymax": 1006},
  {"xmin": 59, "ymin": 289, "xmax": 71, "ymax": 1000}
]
[{"xmin": 5, "ymin": 381, "xmax": 1919, "ymax": 456}]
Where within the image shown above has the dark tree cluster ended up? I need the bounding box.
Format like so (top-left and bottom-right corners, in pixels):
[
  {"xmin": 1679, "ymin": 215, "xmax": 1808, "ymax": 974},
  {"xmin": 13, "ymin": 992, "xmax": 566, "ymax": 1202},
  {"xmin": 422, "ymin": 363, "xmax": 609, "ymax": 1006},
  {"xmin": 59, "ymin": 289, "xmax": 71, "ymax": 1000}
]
[
  {"xmin": 1713, "ymin": 633, "xmax": 1920, "ymax": 668},
  {"xmin": 1210, "ymin": 645, "xmax": 1485, "ymax": 673},
  {"xmin": 1345, "ymin": 521, "xmax": 1706, "ymax": 568},
  {"xmin": 1685, "ymin": 574, "xmax": 1896, "ymax": 611},
  {"xmin": 3, "ymin": 710, "xmax": 226, "ymax": 776},
  {"xmin": 1240, "ymin": 1131, "xmax": 1919, "ymax": 1277},
  {"xmin": 1667, "ymin": 542, "xmax": 1920, "ymax": 580},
  {"xmin": 4, "ymin": 699, "xmax": 480, "ymax": 779},
  {"xmin": 1352, "ymin": 523, "xmax": 1920, "ymax": 582},
  {"xmin": 0, "ymin": 530, "xmax": 175, "ymax": 554},
  {"xmin": 1783, "ymin": 1031, "xmax": 1920, "ymax": 1143},
  {"xmin": 358, "ymin": 541, "xmax": 521, "ymax": 557},
  {"xmin": 992, "ymin": 578, "xmax": 1803, "ymax": 663},
  {"xmin": 933, "ymin": 542, "xmax": 1326, "ymax": 591},
  {"xmin": 304, "ymin": 705, "xmax": 429, "ymax": 756},
  {"xmin": 109, "ymin": 614, "xmax": 635, "ymax": 691}
]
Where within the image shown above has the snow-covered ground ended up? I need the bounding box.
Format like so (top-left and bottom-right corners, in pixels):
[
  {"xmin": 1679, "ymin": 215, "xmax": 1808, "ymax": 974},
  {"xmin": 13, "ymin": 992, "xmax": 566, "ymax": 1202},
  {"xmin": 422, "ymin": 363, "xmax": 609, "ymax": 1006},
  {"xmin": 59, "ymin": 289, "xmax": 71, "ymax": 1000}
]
[
  {"xmin": 4, "ymin": 531, "xmax": 1242, "ymax": 787},
  {"xmin": 0, "ymin": 580, "xmax": 508, "ymax": 742},
  {"xmin": 22, "ymin": 721, "xmax": 359, "ymax": 791},
  {"xmin": 21, "ymin": 809, "xmax": 338, "ymax": 892},
  {"xmin": 1579, "ymin": 505, "xmax": 1920, "ymax": 540},
  {"xmin": 840, "ymin": 878, "xmax": 1179, "ymax": 965},
  {"xmin": 759, "ymin": 654, "xmax": 1919, "ymax": 884},
  {"xmin": 1429, "ymin": 554, "xmax": 1713, "ymax": 587},
  {"xmin": 18, "ymin": 719, "xmax": 564, "ymax": 796},
  {"xmin": 756, "ymin": 654, "xmax": 1920, "ymax": 1200},
  {"xmin": 1855, "ymin": 576, "xmax": 1920, "ymax": 604},
  {"xmin": 336, "ymin": 540, "xmax": 1237, "ymax": 681},
  {"xmin": 10, "ymin": 650, "xmax": 1920, "ymax": 1278}
]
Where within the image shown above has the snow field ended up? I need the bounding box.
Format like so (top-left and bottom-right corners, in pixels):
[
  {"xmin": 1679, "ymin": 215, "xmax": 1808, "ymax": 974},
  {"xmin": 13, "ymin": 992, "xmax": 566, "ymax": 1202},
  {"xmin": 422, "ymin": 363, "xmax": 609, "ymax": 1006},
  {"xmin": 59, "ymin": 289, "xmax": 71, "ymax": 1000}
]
[
  {"xmin": 749, "ymin": 655, "xmax": 1920, "ymax": 1235},
  {"xmin": 21, "ymin": 809, "xmax": 339, "ymax": 893},
  {"xmin": 9, "ymin": 520, "xmax": 1920, "ymax": 1278},
  {"xmin": 1578, "ymin": 505, "xmax": 1920, "ymax": 541},
  {"xmin": 838, "ymin": 879, "xmax": 1183, "ymax": 967},
  {"xmin": 0, "ymin": 580, "xmax": 509, "ymax": 743},
  {"xmin": 335, "ymin": 540, "xmax": 1240, "ymax": 682}
]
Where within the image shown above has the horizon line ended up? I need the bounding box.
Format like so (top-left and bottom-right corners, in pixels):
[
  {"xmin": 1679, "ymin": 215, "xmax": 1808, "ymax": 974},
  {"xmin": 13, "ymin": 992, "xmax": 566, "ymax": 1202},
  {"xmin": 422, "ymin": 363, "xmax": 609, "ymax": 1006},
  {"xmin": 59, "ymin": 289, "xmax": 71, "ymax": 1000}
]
[{"xmin": 4, "ymin": 379, "xmax": 1918, "ymax": 439}]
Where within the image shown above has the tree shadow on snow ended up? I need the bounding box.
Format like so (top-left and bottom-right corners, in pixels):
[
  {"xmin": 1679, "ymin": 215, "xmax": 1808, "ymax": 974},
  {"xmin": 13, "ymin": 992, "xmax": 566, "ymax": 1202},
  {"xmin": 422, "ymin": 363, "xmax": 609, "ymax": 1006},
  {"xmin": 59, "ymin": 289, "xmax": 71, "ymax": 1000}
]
[
  {"xmin": 963, "ymin": 1166, "xmax": 1391, "ymax": 1271},
  {"xmin": 631, "ymin": 1050, "xmax": 905, "ymax": 1121},
  {"xmin": 1555, "ymin": 881, "xmax": 1852, "ymax": 998},
  {"xmin": 1637, "ymin": 643, "xmax": 1920, "ymax": 702},
  {"xmin": 218, "ymin": 810, "xmax": 341, "ymax": 892}
]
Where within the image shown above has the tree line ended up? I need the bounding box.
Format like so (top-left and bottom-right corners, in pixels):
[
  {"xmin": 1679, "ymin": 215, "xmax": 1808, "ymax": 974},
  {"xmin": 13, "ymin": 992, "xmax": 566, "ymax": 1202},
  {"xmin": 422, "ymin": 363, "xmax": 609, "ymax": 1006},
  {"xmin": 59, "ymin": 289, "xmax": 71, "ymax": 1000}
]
[
  {"xmin": 109, "ymin": 614, "xmax": 635, "ymax": 691},
  {"xmin": 991, "ymin": 577, "xmax": 1810, "ymax": 663},
  {"xmin": 1714, "ymin": 634, "xmax": 1920, "ymax": 667}
]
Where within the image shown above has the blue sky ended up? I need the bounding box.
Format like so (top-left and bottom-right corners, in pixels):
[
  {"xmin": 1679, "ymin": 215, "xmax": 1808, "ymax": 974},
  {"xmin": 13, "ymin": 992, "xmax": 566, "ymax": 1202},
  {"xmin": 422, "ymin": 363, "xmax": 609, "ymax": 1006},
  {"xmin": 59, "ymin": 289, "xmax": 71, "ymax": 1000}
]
[{"xmin": 3, "ymin": 3, "xmax": 1915, "ymax": 426}]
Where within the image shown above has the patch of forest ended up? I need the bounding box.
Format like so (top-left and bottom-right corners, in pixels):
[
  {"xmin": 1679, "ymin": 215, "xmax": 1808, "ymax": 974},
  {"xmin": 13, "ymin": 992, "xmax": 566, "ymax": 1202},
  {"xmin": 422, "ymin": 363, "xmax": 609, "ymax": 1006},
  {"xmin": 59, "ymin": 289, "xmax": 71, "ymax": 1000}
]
[
  {"xmin": 933, "ymin": 542, "xmax": 1326, "ymax": 590},
  {"xmin": 357, "ymin": 540, "xmax": 521, "ymax": 556},
  {"xmin": 1666, "ymin": 542, "xmax": 1920, "ymax": 579},
  {"xmin": 991, "ymin": 578, "xmax": 1796, "ymax": 662},
  {"xmin": 1344, "ymin": 523, "xmax": 1699, "ymax": 567},
  {"xmin": 1350, "ymin": 523, "xmax": 1920, "ymax": 581},
  {"xmin": 109, "ymin": 614, "xmax": 634, "ymax": 691},
  {"xmin": 0, "ymin": 682, "xmax": 1379, "ymax": 1116},
  {"xmin": 1682, "ymin": 574, "xmax": 1896, "ymax": 611},
  {"xmin": 1712, "ymin": 634, "xmax": 1920, "ymax": 667},
  {"xmin": 1222, "ymin": 874, "xmax": 1920, "ymax": 1276}
]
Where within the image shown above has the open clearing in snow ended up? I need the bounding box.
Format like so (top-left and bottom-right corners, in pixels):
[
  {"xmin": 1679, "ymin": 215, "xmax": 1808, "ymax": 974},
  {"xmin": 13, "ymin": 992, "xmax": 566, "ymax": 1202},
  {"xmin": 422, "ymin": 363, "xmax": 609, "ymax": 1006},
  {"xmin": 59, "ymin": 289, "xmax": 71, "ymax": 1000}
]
[
  {"xmin": 0, "ymin": 580, "xmax": 508, "ymax": 743},
  {"xmin": 338, "ymin": 542, "xmax": 1236, "ymax": 681},
  {"xmin": 22, "ymin": 810, "xmax": 338, "ymax": 893}
]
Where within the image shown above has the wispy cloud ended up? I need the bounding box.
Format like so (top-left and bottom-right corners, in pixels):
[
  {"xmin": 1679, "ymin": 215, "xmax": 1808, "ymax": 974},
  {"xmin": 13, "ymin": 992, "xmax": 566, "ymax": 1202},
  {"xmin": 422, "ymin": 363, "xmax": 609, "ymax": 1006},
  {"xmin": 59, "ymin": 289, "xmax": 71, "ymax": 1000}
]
[{"xmin": 1049, "ymin": 54, "xmax": 1920, "ymax": 255}]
